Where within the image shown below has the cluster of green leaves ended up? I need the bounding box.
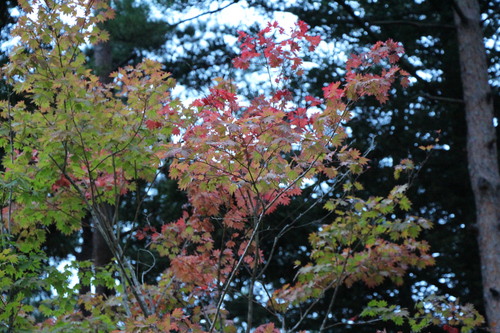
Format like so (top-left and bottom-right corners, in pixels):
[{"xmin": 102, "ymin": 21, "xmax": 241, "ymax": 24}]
[
  {"xmin": 0, "ymin": 0, "xmax": 178, "ymax": 247},
  {"xmin": 0, "ymin": 235, "xmax": 76, "ymax": 331},
  {"xmin": 276, "ymin": 182, "xmax": 434, "ymax": 301},
  {"xmin": 0, "ymin": 0, "xmax": 182, "ymax": 329},
  {"xmin": 361, "ymin": 296, "xmax": 484, "ymax": 333}
]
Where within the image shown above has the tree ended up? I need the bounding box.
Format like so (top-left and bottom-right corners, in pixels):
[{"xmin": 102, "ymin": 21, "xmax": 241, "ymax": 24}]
[
  {"xmin": 453, "ymin": 0, "xmax": 500, "ymax": 330},
  {"xmin": 0, "ymin": 0, "xmax": 484, "ymax": 332},
  {"xmin": 91, "ymin": 0, "xmax": 115, "ymax": 298},
  {"xmin": 1, "ymin": 0, "xmax": 177, "ymax": 322},
  {"xmin": 54, "ymin": 0, "xmax": 242, "ymax": 299},
  {"xmin": 246, "ymin": 1, "xmax": 498, "ymax": 329}
]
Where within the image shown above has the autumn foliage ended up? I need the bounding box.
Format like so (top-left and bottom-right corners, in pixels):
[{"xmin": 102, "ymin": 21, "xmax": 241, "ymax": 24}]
[{"xmin": 0, "ymin": 0, "xmax": 483, "ymax": 332}]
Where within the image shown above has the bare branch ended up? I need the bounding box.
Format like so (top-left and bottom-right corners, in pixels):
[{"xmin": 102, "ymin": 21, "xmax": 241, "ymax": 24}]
[
  {"xmin": 370, "ymin": 20, "xmax": 455, "ymax": 29},
  {"xmin": 423, "ymin": 93, "xmax": 464, "ymax": 104},
  {"xmin": 169, "ymin": 0, "xmax": 239, "ymax": 28}
]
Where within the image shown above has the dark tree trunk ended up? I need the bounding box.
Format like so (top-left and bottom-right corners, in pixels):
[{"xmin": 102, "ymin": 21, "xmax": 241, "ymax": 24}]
[
  {"xmin": 94, "ymin": 39, "xmax": 113, "ymax": 84},
  {"xmin": 453, "ymin": 0, "xmax": 500, "ymax": 330},
  {"xmin": 92, "ymin": 12, "xmax": 115, "ymax": 297},
  {"xmin": 92, "ymin": 236, "xmax": 114, "ymax": 296},
  {"xmin": 77, "ymin": 213, "xmax": 93, "ymax": 315}
]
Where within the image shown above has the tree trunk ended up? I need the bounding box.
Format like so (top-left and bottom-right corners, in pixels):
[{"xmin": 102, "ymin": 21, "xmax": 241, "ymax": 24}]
[
  {"xmin": 92, "ymin": 204, "xmax": 115, "ymax": 296},
  {"xmin": 94, "ymin": 38, "xmax": 113, "ymax": 84},
  {"xmin": 92, "ymin": 15, "xmax": 115, "ymax": 296},
  {"xmin": 453, "ymin": 0, "xmax": 500, "ymax": 331},
  {"xmin": 77, "ymin": 214, "xmax": 93, "ymax": 315}
]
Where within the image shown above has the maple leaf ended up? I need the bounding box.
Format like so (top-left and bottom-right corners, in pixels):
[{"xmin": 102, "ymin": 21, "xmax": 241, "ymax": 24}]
[
  {"xmin": 171, "ymin": 308, "xmax": 184, "ymax": 319},
  {"xmin": 306, "ymin": 35, "xmax": 321, "ymax": 50},
  {"xmin": 323, "ymin": 82, "xmax": 344, "ymax": 100},
  {"xmin": 254, "ymin": 323, "xmax": 280, "ymax": 333},
  {"xmin": 52, "ymin": 174, "xmax": 71, "ymax": 191},
  {"xmin": 443, "ymin": 325, "xmax": 459, "ymax": 333},
  {"xmin": 268, "ymin": 52, "xmax": 282, "ymax": 67},
  {"xmin": 305, "ymin": 95, "xmax": 323, "ymax": 107},
  {"xmin": 172, "ymin": 127, "xmax": 181, "ymax": 135},
  {"xmin": 145, "ymin": 119, "xmax": 162, "ymax": 129},
  {"xmin": 135, "ymin": 230, "xmax": 146, "ymax": 241},
  {"xmin": 400, "ymin": 76, "xmax": 411, "ymax": 88},
  {"xmin": 346, "ymin": 54, "xmax": 363, "ymax": 71}
]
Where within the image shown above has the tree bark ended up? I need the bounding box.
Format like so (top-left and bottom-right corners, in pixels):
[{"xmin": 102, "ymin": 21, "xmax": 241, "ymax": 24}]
[{"xmin": 453, "ymin": 0, "xmax": 500, "ymax": 331}]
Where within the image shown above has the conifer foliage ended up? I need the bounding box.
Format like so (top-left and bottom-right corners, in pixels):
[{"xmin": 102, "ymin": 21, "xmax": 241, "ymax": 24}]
[{"xmin": 0, "ymin": 0, "xmax": 483, "ymax": 331}]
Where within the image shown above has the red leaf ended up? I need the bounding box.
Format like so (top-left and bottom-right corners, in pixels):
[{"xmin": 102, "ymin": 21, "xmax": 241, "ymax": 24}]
[
  {"xmin": 145, "ymin": 119, "xmax": 162, "ymax": 129},
  {"xmin": 171, "ymin": 308, "xmax": 183, "ymax": 319},
  {"xmin": 323, "ymin": 82, "xmax": 344, "ymax": 100},
  {"xmin": 135, "ymin": 230, "xmax": 145, "ymax": 240},
  {"xmin": 191, "ymin": 99, "xmax": 204, "ymax": 107},
  {"xmin": 400, "ymin": 76, "xmax": 410, "ymax": 88},
  {"xmin": 346, "ymin": 54, "xmax": 362, "ymax": 70},
  {"xmin": 306, "ymin": 35, "xmax": 321, "ymax": 48},
  {"xmin": 443, "ymin": 325, "xmax": 459, "ymax": 333},
  {"xmin": 52, "ymin": 174, "xmax": 71, "ymax": 191},
  {"xmin": 305, "ymin": 95, "xmax": 323, "ymax": 107}
]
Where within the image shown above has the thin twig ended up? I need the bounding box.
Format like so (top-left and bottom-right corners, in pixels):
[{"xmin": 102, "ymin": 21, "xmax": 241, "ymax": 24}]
[
  {"xmin": 423, "ymin": 93, "xmax": 464, "ymax": 104},
  {"xmin": 169, "ymin": 1, "xmax": 238, "ymax": 27}
]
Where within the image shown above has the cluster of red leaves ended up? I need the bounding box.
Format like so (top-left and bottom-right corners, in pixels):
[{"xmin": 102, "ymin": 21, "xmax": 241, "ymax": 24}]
[
  {"xmin": 344, "ymin": 40, "xmax": 410, "ymax": 104},
  {"xmin": 121, "ymin": 308, "xmax": 203, "ymax": 332},
  {"xmin": 233, "ymin": 20, "xmax": 320, "ymax": 77},
  {"xmin": 51, "ymin": 164, "xmax": 129, "ymax": 198},
  {"xmin": 135, "ymin": 225, "xmax": 158, "ymax": 241},
  {"xmin": 153, "ymin": 21, "xmax": 412, "ymax": 328},
  {"xmin": 147, "ymin": 211, "xmax": 248, "ymax": 297}
]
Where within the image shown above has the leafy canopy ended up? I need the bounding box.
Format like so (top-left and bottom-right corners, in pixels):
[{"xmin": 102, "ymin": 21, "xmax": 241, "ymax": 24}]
[{"xmin": 0, "ymin": 0, "xmax": 483, "ymax": 332}]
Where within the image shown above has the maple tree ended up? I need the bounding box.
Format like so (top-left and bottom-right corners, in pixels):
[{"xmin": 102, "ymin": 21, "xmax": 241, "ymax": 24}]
[
  {"xmin": 0, "ymin": 0, "xmax": 484, "ymax": 332},
  {"xmin": 253, "ymin": 3, "xmax": 498, "ymax": 330}
]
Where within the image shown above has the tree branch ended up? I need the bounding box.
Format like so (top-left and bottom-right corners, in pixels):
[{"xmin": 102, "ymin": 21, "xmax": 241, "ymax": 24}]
[
  {"xmin": 451, "ymin": 0, "xmax": 469, "ymax": 25},
  {"xmin": 334, "ymin": 0, "xmax": 429, "ymax": 86},
  {"xmin": 370, "ymin": 20, "xmax": 455, "ymax": 29},
  {"xmin": 169, "ymin": 0, "xmax": 239, "ymax": 28},
  {"xmin": 423, "ymin": 93, "xmax": 464, "ymax": 104}
]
